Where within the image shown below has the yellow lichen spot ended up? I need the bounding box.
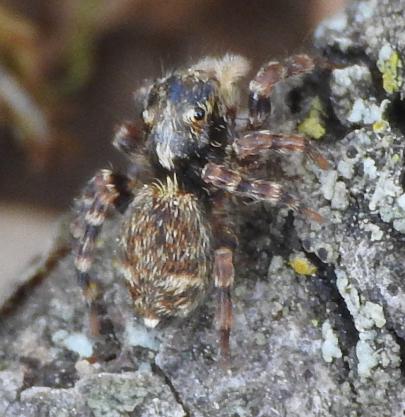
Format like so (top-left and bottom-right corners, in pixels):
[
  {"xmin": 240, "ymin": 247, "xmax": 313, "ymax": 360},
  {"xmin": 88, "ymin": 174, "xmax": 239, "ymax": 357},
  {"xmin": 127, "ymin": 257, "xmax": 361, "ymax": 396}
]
[
  {"xmin": 377, "ymin": 49, "xmax": 403, "ymax": 94},
  {"xmin": 290, "ymin": 255, "xmax": 317, "ymax": 276},
  {"xmin": 298, "ymin": 97, "xmax": 326, "ymax": 140},
  {"xmin": 392, "ymin": 153, "xmax": 401, "ymax": 163},
  {"xmin": 372, "ymin": 119, "xmax": 389, "ymax": 133}
]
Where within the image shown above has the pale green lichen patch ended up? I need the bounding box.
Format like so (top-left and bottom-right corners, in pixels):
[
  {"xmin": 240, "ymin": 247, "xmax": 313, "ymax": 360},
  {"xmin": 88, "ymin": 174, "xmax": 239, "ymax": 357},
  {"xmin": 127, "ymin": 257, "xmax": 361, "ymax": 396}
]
[
  {"xmin": 348, "ymin": 98, "xmax": 390, "ymax": 126},
  {"xmin": 347, "ymin": 98, "xmax": 381, "ymax": 125},
  {"xmin": 362, "ymin": 157, "xmax": 378, "ymax": 179},
  {"xmin": 377, "ymin": 44, "xmax": 403, "ymax": 94},
  {"xmin": 298, "ymin": 97, "xmax": 326, "ymax": 139},
  {"xmin": 363, "ymin": 301, "xmax": 386, "ymax": 328},
  {"xmin": 334, "ymin": 270, "xmax": 396, "ymax": 380},
  {"xmin": 320, "ymin": 170, "xmax": 338, "ymax": 200},
  {"xmin": 52, "ymin": 330, "xmax": 94, "ymax": 358},
  {"xmin": 396, "ymin": 193, "xmax": 405, "ymax": 210},
  {"xmin": 392, "ymin": 153, "xmax": 401, "ymax": 163},
  {"xmin": 336, "ymin": 270, "xmax": 386, "ymax": 332},
  {"xmin": 124, "ymin": 320, "xmax": 160, "ymax": 351},
  {"xmin": 356, "ymin": 339, "xmax": 379, "ymax": 378},
  {"xmin": 268, "ymin": 255, "xmax": 284, "ymax": 274},
  {"xmin": 363, "ymin": 222, "xmax": 384, "ymax": 241},
  {"xmin": 331, "ymin": 181, "xmax": 349, "ymax": 210},
  {"xmin": 321, "ymin": 320, "xmax": 342, "ymax": 363},
  {"xmin": 354, "ymin": 0, "xmax": 376, "ymax": 23},
  {"xmin": 369, "ymin": 173, "xmax": 402, "ymax": 211}
]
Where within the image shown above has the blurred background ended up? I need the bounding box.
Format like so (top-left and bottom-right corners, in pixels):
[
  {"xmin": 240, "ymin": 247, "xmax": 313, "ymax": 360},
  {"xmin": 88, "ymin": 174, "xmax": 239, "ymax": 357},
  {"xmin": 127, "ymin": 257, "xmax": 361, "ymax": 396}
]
[{"xmin": 0, "ymin": 0, "xmax": 345, "ymax": 295}]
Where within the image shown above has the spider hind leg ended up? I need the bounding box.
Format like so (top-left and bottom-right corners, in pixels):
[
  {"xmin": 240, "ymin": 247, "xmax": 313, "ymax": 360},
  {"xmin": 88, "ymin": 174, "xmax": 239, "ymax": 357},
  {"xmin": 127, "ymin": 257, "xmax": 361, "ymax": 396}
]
[{"xmin": 71, "ymin": 169, "xmax": 132, "ymax": 334}]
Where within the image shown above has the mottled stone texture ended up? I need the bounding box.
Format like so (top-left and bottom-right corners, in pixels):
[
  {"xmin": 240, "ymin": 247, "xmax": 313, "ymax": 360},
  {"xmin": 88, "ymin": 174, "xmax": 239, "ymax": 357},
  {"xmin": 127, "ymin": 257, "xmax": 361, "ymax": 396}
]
[{"xmin": 1, "ymin": 0, "xmax": 405, "ymax": 416}]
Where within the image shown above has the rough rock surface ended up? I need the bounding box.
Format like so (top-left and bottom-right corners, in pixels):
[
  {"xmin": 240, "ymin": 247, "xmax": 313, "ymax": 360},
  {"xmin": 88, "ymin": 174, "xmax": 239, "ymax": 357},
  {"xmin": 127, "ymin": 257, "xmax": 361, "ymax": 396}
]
[{"xmin": 1, "ymin": 0, "xmax": 405, "ymax": 416}]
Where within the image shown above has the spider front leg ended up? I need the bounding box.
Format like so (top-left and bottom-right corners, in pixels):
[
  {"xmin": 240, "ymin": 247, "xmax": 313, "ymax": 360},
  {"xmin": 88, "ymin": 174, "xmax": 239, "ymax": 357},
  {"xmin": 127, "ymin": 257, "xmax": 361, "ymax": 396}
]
[
  {"xmin": 249, "ymin": 54, "xmax": 315, "ymax": 128},
  {"xmin": 113, "ymin": 121, "xmax": 154, "ymax": 180},
  {"xmin": 234, "ymin": 130, "xmax": 329, "ymax": 170},
  {"xmin": 202, "ymin": 162, "xmax": 323, "ymax": 223},
  {"xmin": 71, "ymin": 169, "xmax": 133, "ymax": 334}
]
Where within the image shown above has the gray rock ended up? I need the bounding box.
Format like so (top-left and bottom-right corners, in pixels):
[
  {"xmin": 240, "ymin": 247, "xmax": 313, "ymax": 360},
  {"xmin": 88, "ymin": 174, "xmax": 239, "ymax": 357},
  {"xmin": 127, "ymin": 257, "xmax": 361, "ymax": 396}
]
[
  {"xmin": 0, "ymin": 369, "xmax": 24, "ymax": 415},
  {"xmin": 76, "ymin": 372, "xmax": 186, "ymax": 417},
  {"xmin": 156, "ymin": 258, "xmax": 354, "ymax": 417},
  {"xmin": 5, "ymin": 386, "xmax": 90, "ymax": 417}
]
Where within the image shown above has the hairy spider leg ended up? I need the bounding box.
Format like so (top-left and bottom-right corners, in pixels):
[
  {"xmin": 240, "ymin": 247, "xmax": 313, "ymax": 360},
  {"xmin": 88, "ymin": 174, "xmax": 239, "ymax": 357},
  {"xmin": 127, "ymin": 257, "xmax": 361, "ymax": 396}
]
[
  {"xmin": 214, "ymin": 247, "xmax": 234, "ymax": 368},
  {"xmin": 249, "ymin": 54, "xmax": 315, "ymax": 128},
  {"xmin": 72, "ymin": 169, "xmax": 132, "ymax": 334},
  {"xmin": 233, "ymin": 130, "xmax": 329, "ymax": 170},
  {"xmin": 202, "ymin": 162, "xmax": 324, "ymax": 223},
  {"xmin": 210, "ymin": 192, "xmax": 238, "ymax": 366},
  {"xmin": 113, "ymin": 121, "xmax": 144, "ymax": 155}
]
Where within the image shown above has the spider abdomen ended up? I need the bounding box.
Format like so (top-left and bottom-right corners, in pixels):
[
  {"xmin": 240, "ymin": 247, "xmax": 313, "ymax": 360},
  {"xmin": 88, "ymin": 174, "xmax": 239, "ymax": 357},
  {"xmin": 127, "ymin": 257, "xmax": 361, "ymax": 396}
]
[{"xmin": 118, "ymin": 177, "xmax": 213, "ymax": 327}]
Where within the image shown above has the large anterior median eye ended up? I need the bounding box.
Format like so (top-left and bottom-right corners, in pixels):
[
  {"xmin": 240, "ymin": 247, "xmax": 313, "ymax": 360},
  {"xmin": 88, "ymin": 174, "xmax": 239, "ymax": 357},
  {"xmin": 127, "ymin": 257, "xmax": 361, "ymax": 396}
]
[
  {"xmin": 193, "ymin": 107, "xmax": 205, "ymax": 121},
  {"xmin": 184, "ymin": 106, "xmax": 208, "ymax": 125}
]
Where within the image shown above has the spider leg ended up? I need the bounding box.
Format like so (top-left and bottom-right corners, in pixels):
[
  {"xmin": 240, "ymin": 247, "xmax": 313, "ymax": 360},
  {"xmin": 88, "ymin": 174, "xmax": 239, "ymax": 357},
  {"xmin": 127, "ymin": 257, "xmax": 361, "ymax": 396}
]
[
  {"xmin": 113, "ymin": 121, "xmax": 144, "ymax": 155},
  {"xmin": 214, "ymin": 247, "xmax": 234, "ymax": 368},
  {"xmin": 249, "ymin": 54, "xmax": 315, "ymax": 128},
  {"xmin": 210, "ymin": 192, "xmax": 237, "ymax": 366},
  {"xmin": 71, "ymin": 169, "xmax": 133, "ymax": 334},
  {"xmin": 234, "ymin": 130, "xmax": 329, "ymax": 170},
  {"xmin": 113, "ymin": 121, "xmax": 154, "ymax": 180},
  {"xmin": 202, "ymin": 162, "xmax": 323, "ymax": 223}
]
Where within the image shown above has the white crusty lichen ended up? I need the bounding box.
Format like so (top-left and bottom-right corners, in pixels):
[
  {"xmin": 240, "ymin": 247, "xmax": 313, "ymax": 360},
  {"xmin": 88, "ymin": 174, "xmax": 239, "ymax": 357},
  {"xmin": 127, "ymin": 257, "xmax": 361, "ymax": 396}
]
[
  {"xmin": 363, "ymin": 222, "xmax": 384, "ymax": 241},
  {"xmin": 314, "ymin": 12, "xmax": 352, "ymax": 52},
  {"xmin": 335, "ymin": 269, "xmax": 395, "ymax": 379},
  {"xmin": 339, "ymin": 128, "xmax": 405, "ymax": 235},
  {"xmin": 396, "ymin": 193, "xmax": 405, "ymax": 210},
  {"xmin": 268, "ymin": 255, "xmax": 285, "ymax": 274},
  {"xmin": 52, "ymin": 330, "xmax": 94, "ymax": 358},
  {"xmin": 124, "ymin": 319, "xmax": 160, "ymax": 351},
  {"xmin": 347, "ymin": 98, "xmax": 386, "ymax": 125},
  {"xmin": 321, "ymin": 320, "xmax": 342, "ymax": 363},
  {"xmin": 354, "ymin": 0, "xmax": 376, "ymax": 23},
  {"xmin": 331, "ymin": 181, "xmax": 349, "ymax": 210},
  {"xmin": 336, "ymin": 270, "xmax": 386, "ymax": 332},
  {"xmin": 319, "ymin": 170, "xmax": 349, "ymax": 210},
  {"xmin": 369, "ymin": 173, "xmax": 402, "ymax": 211},
  {"xmin": 331, "ymin": 64, "xmax": 390, "ymax": 127},
  {"xmin": 356, "ymin": 338, "xmax": 378, "ymax": 378},
  {"xmin": 337, "ymin": 160, "xmax": 354, "ymax": 180},
  {"xmin": 320, "ymin": 170, "xmax": 338, "ymax": 201},
  {"xmin": 332, "ymin": 65, "xmax": 369, "ymax": 89},
  {"xmin": 362, "ymin": 157, "xmax": 378, "ymax": 179}
]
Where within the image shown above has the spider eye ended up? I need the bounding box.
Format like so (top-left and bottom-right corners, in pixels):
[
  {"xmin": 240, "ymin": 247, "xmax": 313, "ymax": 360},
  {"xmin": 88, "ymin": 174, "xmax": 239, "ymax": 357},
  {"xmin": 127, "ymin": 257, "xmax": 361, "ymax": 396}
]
[{"xmin": 193, "ymin": 107, "xmax": 205, "ymax": 121}]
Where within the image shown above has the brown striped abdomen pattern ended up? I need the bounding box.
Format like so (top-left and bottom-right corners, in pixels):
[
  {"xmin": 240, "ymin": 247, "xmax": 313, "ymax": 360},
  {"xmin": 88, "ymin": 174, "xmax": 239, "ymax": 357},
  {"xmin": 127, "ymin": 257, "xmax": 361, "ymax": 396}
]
[{"xmin": 118, "ymin": 178, "xmax": 212, "ymax": 326}]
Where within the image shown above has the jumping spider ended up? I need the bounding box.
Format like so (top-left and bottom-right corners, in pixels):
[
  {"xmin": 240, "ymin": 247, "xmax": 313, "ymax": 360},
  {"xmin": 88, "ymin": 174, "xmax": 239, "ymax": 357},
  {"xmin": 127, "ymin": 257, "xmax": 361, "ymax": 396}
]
[{"xmin": 71, "ymin": 53, "xmax": 329, "ymax": 364}]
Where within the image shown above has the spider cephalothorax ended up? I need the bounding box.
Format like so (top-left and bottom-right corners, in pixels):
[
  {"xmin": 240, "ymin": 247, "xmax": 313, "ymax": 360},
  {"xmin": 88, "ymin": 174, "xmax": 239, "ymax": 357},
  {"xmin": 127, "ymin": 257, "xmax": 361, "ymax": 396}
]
[
  {"xmin": 134, "ymin": 55, "xmax": 251, "ymax": 172},
  {"xmin": 71, "ymin": 53, "xmax": 328, "ymax": 364},
  {"xmin": 143, "ymin": 73, "xmax": 223, "ymax": 170}
]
